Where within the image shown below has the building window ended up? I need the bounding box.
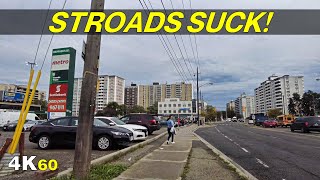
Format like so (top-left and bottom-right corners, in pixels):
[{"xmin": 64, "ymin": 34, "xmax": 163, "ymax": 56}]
[
  {"xmin": 159, "ymin": 104, "xmax": 162, "ymax": 107},
  {"xmin": 159, "ymin": 110, "xmax": 162, "ymax": 113},
  {"xmin": 188, "ymin": 104, "xmax": 191, "ymax": 107},
  {"xmin": 169, "ymin": 110, "xmax": 171, "ymax": 113},
  {"xmin": 173, "ymin": 110, "xmax": 176, "ymax": 113},
  {"xmin": 164, "ymin": 110, "xmax": 167, "ymax": 113},
  {"xmin": 169, "ymin": 104, "xmax": 171, "ymax": 107},
  {"xmin": 178, "ymin": 104, "xmax": 181, "ymax": 107},
  {"xmin": 164, "ymin": 104, "xmax": 167, "ymax": 107},
  {"xmin": 173, "ymin": 104, "xmax": 176, "ymax": 107}
]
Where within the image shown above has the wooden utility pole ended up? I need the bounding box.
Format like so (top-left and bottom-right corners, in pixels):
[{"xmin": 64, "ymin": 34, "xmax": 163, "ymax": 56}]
[{"xmin": 73, "ymin": 0, "xmax": 105, "ymax": 178}]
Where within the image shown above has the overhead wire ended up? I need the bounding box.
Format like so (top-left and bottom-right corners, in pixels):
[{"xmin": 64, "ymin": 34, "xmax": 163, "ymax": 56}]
[
  {"xmin": 40, "ymin": 0, "xmax": 68, "ymax": 70},
  {"xmin": 138, "ymin": 0, "xmax": 188, "ymax": 82},
  {"xmin": 158, "ymin": 0, "xmax": 196, "ymax": 85},
  {"xmin": 32, "ymin": 0, "xmax": 54, "ymax": 64}
]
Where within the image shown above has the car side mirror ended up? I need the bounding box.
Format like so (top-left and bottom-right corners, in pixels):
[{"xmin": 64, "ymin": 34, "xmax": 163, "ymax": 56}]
[{"xmin": 109, "ymin": 122, "xmax": 116, "ymax": 126}]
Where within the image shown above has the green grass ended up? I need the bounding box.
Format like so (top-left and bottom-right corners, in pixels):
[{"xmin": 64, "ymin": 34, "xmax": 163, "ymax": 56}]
[{"xmin": 52, "ymin": 164, "xmax": 128, "ymax": 180}]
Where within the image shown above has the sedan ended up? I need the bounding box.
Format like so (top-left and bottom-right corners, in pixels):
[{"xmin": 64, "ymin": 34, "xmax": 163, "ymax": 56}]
[
  {"xmin": 3, "ymin": 120, "xmax": 32, "ymax": 131},
  {"xmin": 29, "ymin": 117, "xmax": 134, "ymax": 150},
  {"xmin": 96, "ymin": 116, "xmax": 148, "ymax": 141},
  {"xmin": 262, "ymin": 120, "xmax": 277, "ymax": 128},
  {"xmin": 291, "ymin": 116, "xmax": 320, "ymax": 133}
]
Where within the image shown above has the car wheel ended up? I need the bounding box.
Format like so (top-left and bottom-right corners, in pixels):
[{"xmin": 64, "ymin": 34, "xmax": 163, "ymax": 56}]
[
  {"xmin": 301, "ymin": 127, "xmax": 307, "ymax": 133},
  {"xmin": 37, "ymin": 135, "xmax": 51, "ymax": 150},
  {"xmin": 97, "ymin": 136, "xmax": 112, "ymax": 151},
  {"xmin": 291, "ymin": 128, "xmax": 294, "ymax": 132}
]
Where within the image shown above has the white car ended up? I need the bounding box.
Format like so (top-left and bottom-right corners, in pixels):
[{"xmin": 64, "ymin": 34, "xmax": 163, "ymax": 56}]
[
  {"xmin": 95, "ymin": 117, "xmax": 148, "ymax": 141},
  {"xmin": 23, "ymin": 120, "xmax": 45, "ymax": 131}
]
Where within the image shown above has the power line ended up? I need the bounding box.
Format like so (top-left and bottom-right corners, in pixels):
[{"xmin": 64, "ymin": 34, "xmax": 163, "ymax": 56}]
[
  {"xmin": 158, "ymin": 0, "xmax": 196, "ymax": 84},
  {"xmin": 40, "ymin": 0, "xmax": 68, "ymax": 70},
  {"xmin": 138, "ymin": 0, "xmax": 187, "ymax": 82},
  {"xmin": 32, "ymin": 0, "xmax": 54, "ymax": 64}
]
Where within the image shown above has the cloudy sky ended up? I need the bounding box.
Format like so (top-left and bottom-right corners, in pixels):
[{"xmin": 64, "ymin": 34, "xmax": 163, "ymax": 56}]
[{"xmin": 1, "ymin": 0, "xmax": 320, "ymax": 110}]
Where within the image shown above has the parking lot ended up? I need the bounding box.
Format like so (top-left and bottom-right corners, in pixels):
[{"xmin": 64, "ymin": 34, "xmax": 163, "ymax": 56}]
[{"xmin": 0, "ymin": 127, "xmax": 166, "ymax": 178}]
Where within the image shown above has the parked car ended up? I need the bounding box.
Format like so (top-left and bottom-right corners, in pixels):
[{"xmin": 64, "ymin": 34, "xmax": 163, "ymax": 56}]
[
  {"xmin": 96, "ymin": 116, "xmax": 148, "ymax": 141},
  {"xmin": 226, "ymin": 118, "xmax": 232, "ymax": 122},
  {"xmin": 290, "ymin": 116, "xmax": 320, "ymax": 133},
  {"xmin": 262, "ymin": 120, "xmax": 277, "ymax": 128},
  {"xmin": 120, "ymin": 114, "xmax": 161, "ymax": 134},
  {"xmin": 23, "ymin": 120, "xmax": 44, "ymax": 131},
  {"xmin": 3, "ymin": 120, "xmax": 32, "ymax": 131},
  {"xmin": 29, "ymin": 117, "xmax": 134, "ymax": 150},
  {"xmin": 248, "ymin": 119, "xmax": 254, "ymax": 124},
  {"xmin": 232, "ymin": 117, "xmax": 237, "ymax": 122}
]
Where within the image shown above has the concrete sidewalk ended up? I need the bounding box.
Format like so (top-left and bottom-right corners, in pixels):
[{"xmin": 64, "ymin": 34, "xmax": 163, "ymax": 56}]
[{"xmin": 115, "ymin": 125, "xmax": 198, "ymax": 180}]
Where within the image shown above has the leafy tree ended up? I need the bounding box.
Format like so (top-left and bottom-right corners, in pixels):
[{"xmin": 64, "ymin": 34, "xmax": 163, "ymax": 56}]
[
  {"xmin": 301, "ymin": 91, "xmax": 316, "ymax": 116},
  {"xmin": 204, "ymin": 105, "xmax": 217, "ymax": 121},
  {"xmin": 292, "ymin": 93, "xmax": 302, "ymax": 116},
  {"xmin": 267, "ymin": 108, "xmax": 282, "ymax": 118},
  {"xmin": 226, "ymin": 107, "xmax": 236, "ymax": 118},
  {"xmin": 147, "ymin": 102, "xmax": 158, "ymax": 114},
  {"xmin": 129, "ymin": 105, "xmax": 146, "ymax": 113},
  {"xmin": 288, "ymin": 98, "xmax": 296, "ymax": 115}
]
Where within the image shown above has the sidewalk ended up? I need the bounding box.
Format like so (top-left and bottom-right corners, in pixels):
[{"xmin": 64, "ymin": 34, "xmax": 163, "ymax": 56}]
[{"xmin": 115, "ymin": 125, "xmax": 198, "ymax": 180}]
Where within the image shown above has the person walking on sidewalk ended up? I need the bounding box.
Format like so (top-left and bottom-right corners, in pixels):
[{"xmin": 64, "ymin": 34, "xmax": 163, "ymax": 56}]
[{"xmin": 166, "ymin": 115, "xmax": 175, "ymax": 144}]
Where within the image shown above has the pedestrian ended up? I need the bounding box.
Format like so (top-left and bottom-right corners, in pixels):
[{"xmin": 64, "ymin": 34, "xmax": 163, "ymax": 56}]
[{"xmin": 166, "ymin": 115, "xmax": 175, "ymax": 144}]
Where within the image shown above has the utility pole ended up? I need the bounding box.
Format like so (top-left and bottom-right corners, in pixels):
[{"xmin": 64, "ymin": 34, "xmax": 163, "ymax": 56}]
[
  {"xmin": 73, "ymin": 0, "xmax": 105, "ymax": 178},
  {"xmin": 197, "ymin": 67, "xmax": 200, "ymax": 126}
]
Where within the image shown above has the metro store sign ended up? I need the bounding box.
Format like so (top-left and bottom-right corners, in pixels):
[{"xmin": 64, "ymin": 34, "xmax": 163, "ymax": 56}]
[{"xmin": 47, "ymin": 47, "xmax": 76, "ymax": 119}]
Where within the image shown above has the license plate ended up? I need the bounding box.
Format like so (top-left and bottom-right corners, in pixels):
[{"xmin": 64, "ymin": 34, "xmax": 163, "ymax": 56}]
[{"xmin": 314, "ymin": 123, "xmax": 319, "ymax": 126}]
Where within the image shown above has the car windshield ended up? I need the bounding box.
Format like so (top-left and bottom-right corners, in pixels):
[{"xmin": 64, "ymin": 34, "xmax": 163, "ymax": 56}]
[
  {"xmin": 94, "ymin": 119, "xmax": 109, "ymax": 127},
  {"xmin": 111, "ymin": 117, "xmax": 126, "ymax": 125}
]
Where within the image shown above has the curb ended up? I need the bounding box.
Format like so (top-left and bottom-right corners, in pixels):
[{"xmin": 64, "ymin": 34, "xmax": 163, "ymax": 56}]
[
  {"xmin": 56, "ymin": 130, "xmax": 167, "ymax": 178},
  {"xmin": 193, "ymin": 133, "xmax": 258, "ymax": 180}
]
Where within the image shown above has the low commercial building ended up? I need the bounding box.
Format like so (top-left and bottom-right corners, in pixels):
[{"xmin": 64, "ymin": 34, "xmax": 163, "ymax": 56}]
[{"xmin": 158, "ymin": 98, "xmax": 194, "ymax": 118}]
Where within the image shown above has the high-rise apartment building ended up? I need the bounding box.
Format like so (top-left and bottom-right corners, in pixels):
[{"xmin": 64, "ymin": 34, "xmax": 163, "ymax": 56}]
[
  {"xmin": 138, "ymin": 82, "xmax": 193, "ymax": 109},
  {"xmin": 72, "ymin": 75, "xmax": 125, "ymax": 116},
  {"xmin": 226, "ymin": 100, "xmax": 235, "ymax": 111},
  {"xmin": 124, "ymin": 83, "xmax": 139, "ymax": 109},
  {"xmin": 234, "ymin": 93, "xmax": 255, "ymax": 118},
  {"xmin": 254, "ymin": 75, "xmax": 304, "ymax": 115}
]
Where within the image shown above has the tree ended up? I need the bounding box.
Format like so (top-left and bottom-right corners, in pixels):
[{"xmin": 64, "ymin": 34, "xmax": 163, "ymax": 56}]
[
  {"xmin": 268, "ymin": 108, "xmax": 282, "ymax": 118},
  {"xmin": 292, "ymin": 93, "xmax": 302, "ymax": 116},
  {"xmin": 129, "ymin": 105, "xmax": 146, "ymax": 113},
  {"xmin": 226, "ymin": 107, "xmax": 236, "ymax": 118},
  {"xmin": 204, "ymin": 105, "xmax": 217, "ymax": 121},
  {"xmin": 301, "ymin": 91, "xmax": 316, "ymax": 116},
  {"xmin": 288, "ymin": 98, "xmax": 296, "ymax": 115},
  {"xmin": 147, "ymin": 102, "xmax": 158, "ymax": 114}
]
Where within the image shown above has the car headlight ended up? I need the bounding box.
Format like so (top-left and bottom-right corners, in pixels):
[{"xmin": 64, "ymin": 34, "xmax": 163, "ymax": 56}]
[
  {"xmin": 9, "ymin": 124, "xmax": 14, "ymax": 127},
  {"xmin": 111, "ymin": 131, "xmax": 128, "ymax": 136}
]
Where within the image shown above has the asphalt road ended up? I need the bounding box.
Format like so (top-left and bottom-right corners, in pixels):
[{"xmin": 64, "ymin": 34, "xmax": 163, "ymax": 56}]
[{"xmin": 196, "ymin": 122, "xmax": 320, "ymax": 180}]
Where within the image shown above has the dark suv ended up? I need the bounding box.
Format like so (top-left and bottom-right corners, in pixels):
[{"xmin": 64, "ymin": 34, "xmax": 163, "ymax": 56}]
[
  {"xmin": 290, "ymin": 116, "xmax": 320, "ymax": 133},
  {"xmin": 120, "ymin": 114, "xmax": 161, "ymax": 134}
]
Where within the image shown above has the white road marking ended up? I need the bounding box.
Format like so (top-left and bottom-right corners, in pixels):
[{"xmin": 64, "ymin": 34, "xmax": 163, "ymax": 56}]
[
  {"xmin": 256, "ymin": 158, "xmax": 269, "ymax": 168},
  {"xmin": 241, "ymin": 148, "xmax": 249, "ymax": 153},
  {"xmin": 224, "ymin": 135, "xmax": 233, "ymax": 142}
]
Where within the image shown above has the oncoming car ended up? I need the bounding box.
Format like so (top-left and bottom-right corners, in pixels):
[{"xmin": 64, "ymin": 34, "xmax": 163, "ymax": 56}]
[
  {"xmin": 95, "ymin": 116, "xmax": 148, "ymax": 141},
  {"xmin": 29, "ymin": 117, "xmax": 133, "ymax": 151}
]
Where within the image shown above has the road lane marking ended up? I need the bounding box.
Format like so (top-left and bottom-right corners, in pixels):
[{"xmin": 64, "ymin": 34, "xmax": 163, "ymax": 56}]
[
  {"xmin": 256, "ymin": 158, "xmax": 269, "ymax": 168},
  {"xmin": 224, "ymin": 135, "xmax": 233, "ymax": 142},
  {"xmin": 241, "ymin": 148, "xmax": 249, "ymax": 153}
]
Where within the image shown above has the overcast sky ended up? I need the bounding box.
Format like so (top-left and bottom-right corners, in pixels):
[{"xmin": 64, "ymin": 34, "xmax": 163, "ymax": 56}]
[{"xmin": 1, "ymin": 0, "xmax": 320, "ymax": 110}]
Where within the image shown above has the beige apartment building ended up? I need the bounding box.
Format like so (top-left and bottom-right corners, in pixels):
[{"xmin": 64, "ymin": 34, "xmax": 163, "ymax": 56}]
[{"xmin": 137, "ymin": 82, "xmax": 193, "ymax": 109}]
